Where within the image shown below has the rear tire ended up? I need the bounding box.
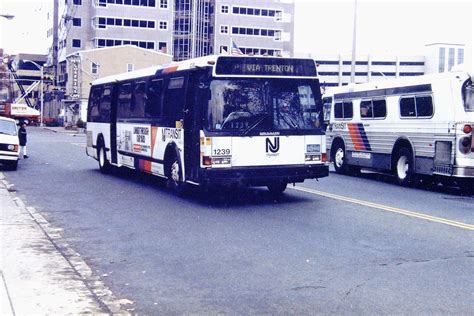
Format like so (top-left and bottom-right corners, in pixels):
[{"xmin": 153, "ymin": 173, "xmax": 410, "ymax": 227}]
[
  {"xmin": 98, "ymin": 142, "xmax": 111, "ymax": 174},
  {"xmin": 267, "ymin": 182, "xmax": 287, "ymax": 196},
  {"xmin": 394, "ymin": 147, "xmax": 414, "ymax": 186},
  {"xmin": 166, "ymin": 154, "xmax": 185, "ymax": 195}
]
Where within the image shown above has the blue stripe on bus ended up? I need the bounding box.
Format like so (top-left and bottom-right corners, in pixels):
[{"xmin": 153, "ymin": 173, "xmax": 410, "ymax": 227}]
[{"xmin": 356, "ymin": 123, "xmax": 372, "ymax": 151}]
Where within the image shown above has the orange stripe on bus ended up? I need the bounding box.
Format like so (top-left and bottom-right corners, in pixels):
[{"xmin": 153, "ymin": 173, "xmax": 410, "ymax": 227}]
[{"xmin": 347, "ymin": 123, "xmax": 365, "ymax": 151}]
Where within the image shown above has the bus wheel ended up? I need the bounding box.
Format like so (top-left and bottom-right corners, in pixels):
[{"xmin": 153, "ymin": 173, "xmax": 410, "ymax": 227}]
[
  {"xmin": 267, "ymin": 182, "xmax": 287, "ymax": 196},
  {"xmin": 98, "ymin": 143, "xmax": 111, "ymax": 174},
  {"xmin": 394, "ymin": 147, "xmax": 413, "ymax": 186},
  {"xmin": 167, "ymin": 155, "xmax": 185, "ymax": 194},
  {"xmin": 332, "ymin": 143, "xmax": 348, "ymax": 174}
]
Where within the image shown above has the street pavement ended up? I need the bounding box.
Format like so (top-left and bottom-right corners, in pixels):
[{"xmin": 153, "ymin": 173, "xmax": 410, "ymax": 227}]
[
  {"xmin": 1, "ymin": 127, "xmax": 473, "ymax": 314},
  {"xmin": 0, "ymin": 172, "xmax": 130, "ymax": 315}
]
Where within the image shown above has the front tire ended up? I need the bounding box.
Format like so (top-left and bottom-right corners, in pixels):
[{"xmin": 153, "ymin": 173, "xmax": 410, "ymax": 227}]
[
  {"xmin": 332, "ymin": 142, "xmax": 348, "ymax": 174},
  {"xmin": 98, "ymin": 143, "xmax": 111, "ymax": 174},
  {"xmin": 394, "ymin": 147, "xmax": 414, "ymax": 186}
]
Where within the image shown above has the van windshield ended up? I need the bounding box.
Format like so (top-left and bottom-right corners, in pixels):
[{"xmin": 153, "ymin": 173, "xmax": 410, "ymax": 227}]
[
  {"xmin": 463, "ymin": 79, "xmax": 474, "ymax": 112},
  {"xmin": 205, "ymin": 78, "xmax": 323, "ymax": 134},
  {"xmin": 0, "ymin": 120, "xmax": 17, "ymax": 136}
]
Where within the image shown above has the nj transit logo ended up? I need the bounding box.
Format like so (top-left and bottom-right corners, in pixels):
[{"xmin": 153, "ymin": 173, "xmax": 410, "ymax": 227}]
[{"xmin": 265, "ymin": 137, "xmax": 280, "ymax": 154}]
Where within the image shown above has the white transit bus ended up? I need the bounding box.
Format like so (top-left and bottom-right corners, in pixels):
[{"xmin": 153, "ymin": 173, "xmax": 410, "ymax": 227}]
[
  {"xmin": 86, "ymin": 55, "xmax": 329, "ymax": 194},
  {"xmin": 324, "ymin": 70, "xmax": 474, "ymax": 188}
]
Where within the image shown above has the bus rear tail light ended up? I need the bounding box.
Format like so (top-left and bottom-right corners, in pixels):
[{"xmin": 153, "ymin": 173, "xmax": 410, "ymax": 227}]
[
  {"xmin": 322, "ymin": 153, "xmax": 327, "ymax": 162},
  {"xmin": 462, "ymin": 124, "xmax": 472, "ymax": 134},
  {"xmin": 459, "ymin": 137, "xmax": 472, "ymax": 154},
  {"xmin": 202, "ymin": 156, "xmax": 212, "ymax": 166}
]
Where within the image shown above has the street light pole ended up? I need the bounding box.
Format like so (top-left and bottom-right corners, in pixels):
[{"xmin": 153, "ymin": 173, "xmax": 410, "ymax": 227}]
[
  {"xmin": 24, "ymin": 60, "xmax": 44, "ymax": 126},
  {"xmin": 350, "ymin": 0, "xmax": 358, "ymax": 84},
  {"xmin": 39, "ymin": 66, "xmax": 44, "ymax": 127}
]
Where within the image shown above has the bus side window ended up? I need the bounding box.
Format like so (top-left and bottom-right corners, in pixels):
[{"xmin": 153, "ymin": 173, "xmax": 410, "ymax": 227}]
[
  {"xmin": 88, "ymin": 87, "xmax": 102, "ymax": 122},
  {"xmin": 415, "ymin": 95, "xmax": 433, "ymax": 117},
  {"xmin": 100, "ymin": 86, "xmax": 112, "ymax": 123},
  {"xmin": 343, "ymin": 101, "xmax": 353, "ymax": 119},
  {"xmin": 334, "ymin": 102, "xmax": 343, "ymax": 119},
  {"xmin": 163, "ymin": 76, "xmax": 186, "ymax": 120},
  {"xmin": 360, "ymin": 100, "xmax": 373, "ymax": 118},
  {"xmin": 131, "ymin": 81, "xmax": 146, "ymax": 118},
  {"xmin": 145, "ymin": 79, "xmax": 163, "ymax": 117},
  {"xmin": 117, "ymin": 83, "xmax": 132, "ymax": 119},
  {"xmin": 373, "ymin": 99, "xmax": 387, "ymax": 118},
  {"xmin": 400, "ymin": 97, "xmax": 416, "ymax": 117}
]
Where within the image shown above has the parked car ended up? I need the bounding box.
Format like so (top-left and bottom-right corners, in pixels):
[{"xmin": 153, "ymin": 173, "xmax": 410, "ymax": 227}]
[{"xmin": 0, "ymin": 116, "xmax": 19, "ymax": 170}]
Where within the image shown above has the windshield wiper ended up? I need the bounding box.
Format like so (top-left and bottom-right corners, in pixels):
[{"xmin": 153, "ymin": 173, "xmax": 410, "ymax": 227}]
[{"xmin": 240, "ymin": 115, "xmax": 268, "ymax": 136}]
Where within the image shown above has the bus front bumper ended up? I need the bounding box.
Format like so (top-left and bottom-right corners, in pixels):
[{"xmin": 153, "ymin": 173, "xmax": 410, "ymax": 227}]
[{"xmin": 199, "ymin": 164, "xmax": 329, "ymax": 187}]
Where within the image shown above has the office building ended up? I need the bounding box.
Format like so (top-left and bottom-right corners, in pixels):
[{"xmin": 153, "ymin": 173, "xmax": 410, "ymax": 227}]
[
  {"xmin": 48, "ymin": 0, "xmax": 294, "ymax": 79},
  {"xmin": 313, "ymin": 53, "xmax": 425, "ymax": 90},
  {"xmin": 424, "ymin": 43, "xmax": 465, "ymax": 74}
]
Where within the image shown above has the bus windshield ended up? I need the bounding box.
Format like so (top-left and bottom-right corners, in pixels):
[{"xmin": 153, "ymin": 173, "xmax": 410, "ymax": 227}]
[{"xmin": 205, "ymin": 78, "xmax": 322, "ymax": 133}]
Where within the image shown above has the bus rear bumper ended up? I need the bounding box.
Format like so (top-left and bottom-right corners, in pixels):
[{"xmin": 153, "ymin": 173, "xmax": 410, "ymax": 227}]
[
  {"xmin": 199, "ymin": 164, "xmax": 329, "ymax": 187},
  {"xmin": 452, "ymin": 166, "xmax": 474, "ymax": 178}
]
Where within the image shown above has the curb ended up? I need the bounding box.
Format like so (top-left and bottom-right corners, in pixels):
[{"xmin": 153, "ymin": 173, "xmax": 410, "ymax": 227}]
[{"xmin": 0, "ymin": 173, "xmax": 134, "ymax": 314}]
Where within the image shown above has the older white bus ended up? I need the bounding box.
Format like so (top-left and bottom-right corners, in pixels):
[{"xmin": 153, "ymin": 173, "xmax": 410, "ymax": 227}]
[
  {"xmin": 86, "ymin": 55, "xmax": 329, "ymax": 195},
  {"xmin": 325, "ymin": 71, "xmax": 474, "ymax": 189}
]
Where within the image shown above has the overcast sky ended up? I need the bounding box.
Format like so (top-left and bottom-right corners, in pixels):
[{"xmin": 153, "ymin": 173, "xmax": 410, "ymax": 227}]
[{"xmin": 0, "ymin": 0, "xmax": 472, "ymax": 68}]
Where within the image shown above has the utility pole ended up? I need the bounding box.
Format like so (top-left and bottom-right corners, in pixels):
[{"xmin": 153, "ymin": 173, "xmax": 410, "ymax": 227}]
[
  {"xmin": 53, "ymin": 0, "xmax": 59, "ymax": 85},
  {"xmin": 350, "ymin": 0, "xmax": 358, "ymax": 84}
]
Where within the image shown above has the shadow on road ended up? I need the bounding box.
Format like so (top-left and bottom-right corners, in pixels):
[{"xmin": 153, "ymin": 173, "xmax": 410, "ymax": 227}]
[
  {"xmin": 336, "ymin": 170, "xmax": 474, "ymax": 198},
  {"xmin": 97, "ymin": 166, "xmax": 313, "ymax": 208}
]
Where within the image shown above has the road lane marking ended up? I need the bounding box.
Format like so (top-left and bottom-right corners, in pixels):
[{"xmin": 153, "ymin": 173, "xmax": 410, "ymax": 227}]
[{"xmin": 290, "ymin": 186, "xmax": 474, "ymax": 231}]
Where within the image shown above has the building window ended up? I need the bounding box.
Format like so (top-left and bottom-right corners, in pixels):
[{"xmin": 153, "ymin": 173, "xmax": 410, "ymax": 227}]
[
  {"xmin": 448, "ymin": 48, "xmax": 455, "ymax": 71},
  {"xmin": 91, "ymin": 62, "xmax": 99, "ymax": 75},
  {"xmin": 72, "ymin": 39, "xmax": 81, "ymax": 48},
  {"xmin": 72, "ymin": 18, "xmax": 81, "ymax": 26},
  {"xmin": 159, "ymin": 42, "xmax": 167, "ymax": 52},
  {"xmin": 220, "ymin": 45, "xmax": 228, "ymax": 54},
  {"xmin": 221, "ymin": 5, "xmax": 229, "ymax": 13},
  {"xmin": 159, "ymin": 21, "xmax": 167, "ymax": 29},
  {"xmin": 439, "ymin": 47, "xmax": 446, "ymax": 72},
  {"xmin": 220, "ymin": 25, "xmax": 228, "ymax": 34},
  {"xmin": 127, "ymin": 63, "xmax": 134, "ymax": 72},
  {"xmin": 73, "ymin": 0, "xmax": 81, "ymax": 4},
  {"xmin": 160, "ymin": 0, "xmax": 167, "ymax": 8},
  {"xmin": 458, "ymin": 48, "xmax": 464, "ymax": 64}
]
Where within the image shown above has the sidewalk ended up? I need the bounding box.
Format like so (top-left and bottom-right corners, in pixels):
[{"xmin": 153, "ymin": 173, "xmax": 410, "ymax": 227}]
[
  {"xmin": 42, "ymin": 126, "xmax": 86, "ymax": 135},
  {"xmin": 0, "ymin": 173, "xmax": 130, "ymax": 314}
]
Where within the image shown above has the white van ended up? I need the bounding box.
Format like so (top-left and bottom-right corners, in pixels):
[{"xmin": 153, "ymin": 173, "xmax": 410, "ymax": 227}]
[
  {"xmin": 0, "ymin": 116, "xmax": 19, "ymax": 170},
  {"xmin": 324, "ymin": 71, "xmax": 474, "ymax": 188}
]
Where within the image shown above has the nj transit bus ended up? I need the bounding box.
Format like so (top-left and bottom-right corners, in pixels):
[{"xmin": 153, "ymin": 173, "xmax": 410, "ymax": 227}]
[
  {"xmin": 86, "ymin": 55, "xmax": 329, "ymax": 195},
  {"xmin": 324, "ymin": 71, "xmax": 474, "ymax": 189}
]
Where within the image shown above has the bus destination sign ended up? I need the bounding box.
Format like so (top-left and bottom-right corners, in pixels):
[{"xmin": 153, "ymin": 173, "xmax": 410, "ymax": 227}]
[{"xmin": 215, "ymin": 57, "xmax": 317, "ymax": 77}]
